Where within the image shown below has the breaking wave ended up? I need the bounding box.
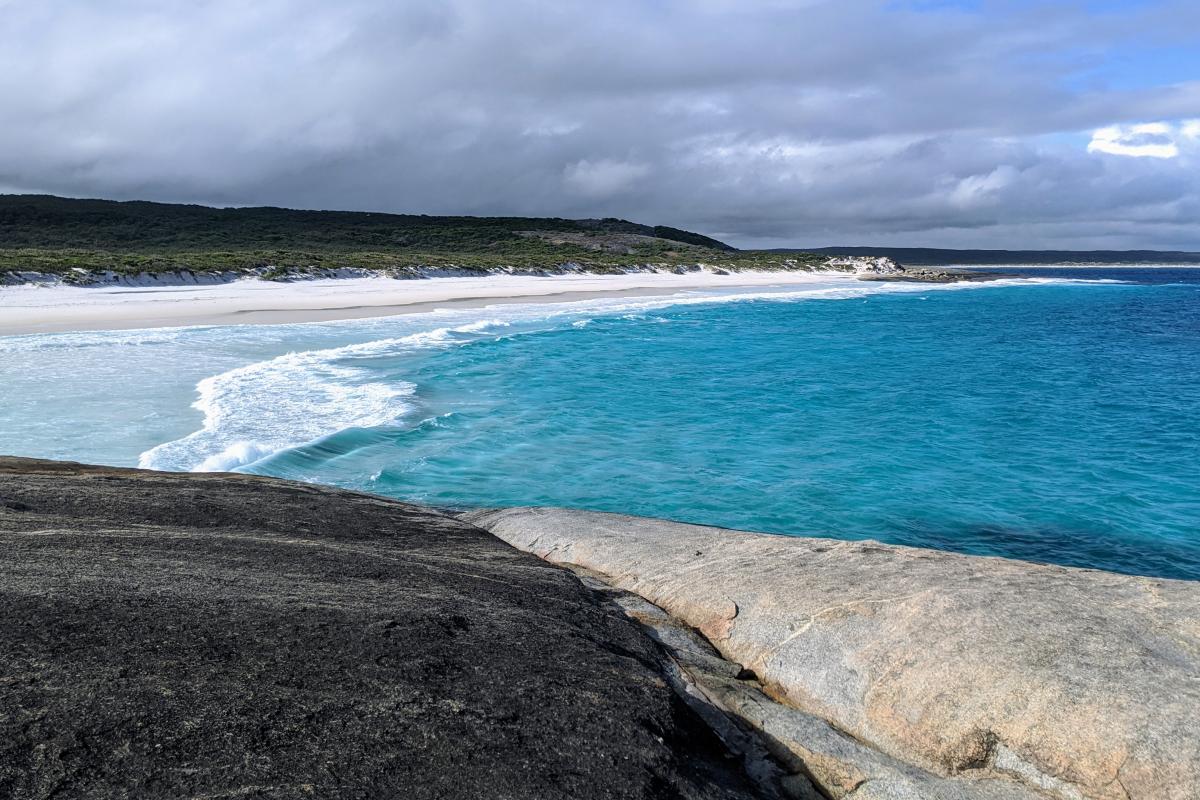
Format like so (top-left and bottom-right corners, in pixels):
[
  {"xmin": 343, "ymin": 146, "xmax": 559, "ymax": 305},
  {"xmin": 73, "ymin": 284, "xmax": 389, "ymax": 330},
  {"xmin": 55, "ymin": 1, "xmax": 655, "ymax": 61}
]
[{"xmin": 137, "ymin": 320, "xmax": 511, "ymax": 471}]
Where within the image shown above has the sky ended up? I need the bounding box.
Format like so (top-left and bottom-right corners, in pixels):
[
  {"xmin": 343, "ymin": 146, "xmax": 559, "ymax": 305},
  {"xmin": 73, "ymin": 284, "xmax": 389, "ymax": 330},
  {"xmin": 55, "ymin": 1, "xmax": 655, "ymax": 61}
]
[{"xmin": 1, "ymin": 0, "xmax": 1198, "ymax": 250}]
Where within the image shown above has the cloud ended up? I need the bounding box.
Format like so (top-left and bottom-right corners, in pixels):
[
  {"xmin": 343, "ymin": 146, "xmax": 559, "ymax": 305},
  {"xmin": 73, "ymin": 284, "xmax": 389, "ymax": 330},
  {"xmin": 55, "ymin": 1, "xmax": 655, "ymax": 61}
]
[
  {"xmin": 949, "ymin": 165, "xmax": 1020, "ymax": 209},
  {"xmin": 0, "ymin": 0, "xmax": 1198, "ymax": 249},
  {"xmin": 1088, "ymin": 123, "xmax": 1181, "ymax": 159},
  {"xmin": 562, "ymin": 159, "xmax": 650, "ymax": 198}
]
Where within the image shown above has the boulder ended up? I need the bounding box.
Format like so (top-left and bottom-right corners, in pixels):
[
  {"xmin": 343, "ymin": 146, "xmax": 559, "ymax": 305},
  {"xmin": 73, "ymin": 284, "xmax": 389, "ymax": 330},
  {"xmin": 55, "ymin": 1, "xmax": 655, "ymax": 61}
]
[
  {"xmin": 0, "ymin": 458, "xmax": 765, "ymax": 800},
  {"xmin": 824, "ymin": 256, "xmax": 906, "ymax": 274},
  {"xmin": 466, "ymin": 507, "xmax": 1200, "ymax": 800}
]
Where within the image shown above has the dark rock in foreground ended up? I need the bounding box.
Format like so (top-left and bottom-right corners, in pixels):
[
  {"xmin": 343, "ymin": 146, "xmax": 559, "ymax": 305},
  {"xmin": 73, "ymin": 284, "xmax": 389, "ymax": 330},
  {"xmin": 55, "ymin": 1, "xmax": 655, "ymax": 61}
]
[{"xmin": 0, "ymin": 458, "xmax": 762, "ymax": 800}]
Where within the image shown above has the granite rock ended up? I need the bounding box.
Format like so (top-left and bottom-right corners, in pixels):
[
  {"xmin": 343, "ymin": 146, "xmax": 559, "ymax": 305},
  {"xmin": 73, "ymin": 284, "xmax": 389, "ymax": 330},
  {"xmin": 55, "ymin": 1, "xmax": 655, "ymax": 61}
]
[
  {"xmin": 466, "ymin": 507, "xmax": 1200, "ymax": 800},
  {"xmin": 0, "ymin": 458, "xmax": 766, "ymax": 800}
]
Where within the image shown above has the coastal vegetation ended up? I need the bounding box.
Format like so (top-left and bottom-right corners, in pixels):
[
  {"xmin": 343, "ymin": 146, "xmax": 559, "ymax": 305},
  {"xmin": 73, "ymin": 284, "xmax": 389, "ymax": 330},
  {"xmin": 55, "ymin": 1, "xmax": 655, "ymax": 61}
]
[
  {"xmin": 0, "ymin": 194, "xmax": 827, "ymax": 280},
  {"xmin": 11, "ymin": 194, "xmax": 1176, "ymax": 284}
]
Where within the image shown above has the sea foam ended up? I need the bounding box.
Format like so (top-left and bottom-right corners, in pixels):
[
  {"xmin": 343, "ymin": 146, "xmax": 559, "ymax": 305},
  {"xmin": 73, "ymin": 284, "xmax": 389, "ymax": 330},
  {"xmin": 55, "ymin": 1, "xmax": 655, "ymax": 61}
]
[{"xmin": 136, "ymin": 320, "xmax": 510, "ymax": 472}]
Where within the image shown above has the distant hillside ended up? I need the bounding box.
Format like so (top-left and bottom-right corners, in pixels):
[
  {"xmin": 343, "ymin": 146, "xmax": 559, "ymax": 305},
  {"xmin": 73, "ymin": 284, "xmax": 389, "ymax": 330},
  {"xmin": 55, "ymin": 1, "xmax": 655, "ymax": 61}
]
[
  {"xmin": 799, "ymin": 247, "xmax": 1200, "ymax": 266},
  {"xmin": 0, "ymin": 195, "xmax": 736, "ymax": 253},
  {"xmin": 2, "ymin": 194, "xmax": 780, "ymax": 278},
  {"xmin": 7, "ymin": 196, "xmax": 1196, "ymax": 281}
]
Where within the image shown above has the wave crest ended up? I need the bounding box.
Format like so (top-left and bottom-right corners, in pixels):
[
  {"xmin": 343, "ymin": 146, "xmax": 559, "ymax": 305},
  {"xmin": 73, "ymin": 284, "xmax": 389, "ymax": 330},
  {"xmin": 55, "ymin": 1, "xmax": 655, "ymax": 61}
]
[{"xmin": 136, "ymin": 319, "xmax": 512, "ymax": 471}]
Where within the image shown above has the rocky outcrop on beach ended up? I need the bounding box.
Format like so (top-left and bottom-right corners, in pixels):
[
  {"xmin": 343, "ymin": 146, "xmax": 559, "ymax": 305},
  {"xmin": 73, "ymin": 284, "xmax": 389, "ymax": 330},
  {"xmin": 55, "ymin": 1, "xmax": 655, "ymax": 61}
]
[
  {"xmin": 0, "ymin": 264, "xmax": 706, "ymax": 287},
  {"xmin": 821, "ymin": 255, "xmax": 999, "ymax": 283},
  {"xmin": 1, "ymin": 270, "xmax": 59, "ymax": 286},
  {"xmin": 0, "ymin": 266, "xmax": 390, "ymax": 287},
  {"xmin": 0, "ymin": 458, "xmax": 768, "ymax": 800},
  {"xmin": 467, "ymin": 507, "xmax": 1200, "ymax": 800},
  {"xmin": 825, "ymin": 256, "xmax": 907, "ymax": 275}
]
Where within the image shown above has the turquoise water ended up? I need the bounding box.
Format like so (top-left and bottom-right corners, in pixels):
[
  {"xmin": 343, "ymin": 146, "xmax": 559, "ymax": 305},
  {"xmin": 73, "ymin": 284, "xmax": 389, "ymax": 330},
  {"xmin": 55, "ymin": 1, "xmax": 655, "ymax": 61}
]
[{"xmin": 2, "ymin": 269, "xmax": 1198, "ymax": 579}]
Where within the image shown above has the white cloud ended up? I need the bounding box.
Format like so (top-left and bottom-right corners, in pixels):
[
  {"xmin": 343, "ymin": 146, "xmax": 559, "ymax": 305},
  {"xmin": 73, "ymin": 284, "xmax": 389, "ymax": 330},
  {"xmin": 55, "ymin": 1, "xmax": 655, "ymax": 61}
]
[
  {"xmin": 1088, "ymin": 122, "xmax": 1181, "ymax": 159},
  {"xmin": 562, "ymin": 159, "xmax": 650, "ymax": 198},
  {"xmin": 522, "ymin": 120, "xmax": 581, "ymax": 138},
  {"xmin": 949, "ymin": 165, "xmax": 1019, "ymax": 208}
]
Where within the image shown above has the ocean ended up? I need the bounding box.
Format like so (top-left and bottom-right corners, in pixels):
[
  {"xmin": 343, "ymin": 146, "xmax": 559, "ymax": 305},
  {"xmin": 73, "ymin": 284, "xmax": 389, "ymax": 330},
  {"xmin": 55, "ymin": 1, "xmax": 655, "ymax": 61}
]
[{"xmin": 3, "ymin": 267, "xmax": 1198, "ymax": 580}]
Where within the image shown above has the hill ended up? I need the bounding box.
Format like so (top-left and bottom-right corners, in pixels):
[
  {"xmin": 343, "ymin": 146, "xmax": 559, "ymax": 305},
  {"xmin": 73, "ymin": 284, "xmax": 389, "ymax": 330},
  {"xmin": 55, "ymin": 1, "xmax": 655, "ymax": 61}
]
[
  {"xmin": 5, "ymin": 196, "xmax": 1197, "ymax": 282},
  {"xmin": 1, "ymin": 194, "xmax": 827, "ymax": 280}
]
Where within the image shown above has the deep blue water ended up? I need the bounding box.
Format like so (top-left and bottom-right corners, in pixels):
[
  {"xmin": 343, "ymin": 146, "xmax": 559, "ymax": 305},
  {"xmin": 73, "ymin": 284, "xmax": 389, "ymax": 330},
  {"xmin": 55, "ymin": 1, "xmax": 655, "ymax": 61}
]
[
  {"xmin": 2, "ymin": 268, "xmax": 1198, "ymax": 579},
  {"xmin": 961, "ymin": 265, "xmax": 1200, "ymax": 284}
]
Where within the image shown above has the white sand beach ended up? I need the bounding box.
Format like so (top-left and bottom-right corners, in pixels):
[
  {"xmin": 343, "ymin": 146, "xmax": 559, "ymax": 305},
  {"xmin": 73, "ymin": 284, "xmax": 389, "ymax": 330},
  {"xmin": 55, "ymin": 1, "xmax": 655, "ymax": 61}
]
[{"xmin": 0, "ymin": 271, "xmax": 854, "ymax": 335}]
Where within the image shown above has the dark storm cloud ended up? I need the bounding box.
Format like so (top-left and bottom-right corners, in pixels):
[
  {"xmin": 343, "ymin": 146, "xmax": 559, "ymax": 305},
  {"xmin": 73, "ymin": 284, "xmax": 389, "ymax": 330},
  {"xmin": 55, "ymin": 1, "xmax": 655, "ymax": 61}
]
[{"xmin": 1, "ymin": 0, "xmax": 1198, "ymax": 248}]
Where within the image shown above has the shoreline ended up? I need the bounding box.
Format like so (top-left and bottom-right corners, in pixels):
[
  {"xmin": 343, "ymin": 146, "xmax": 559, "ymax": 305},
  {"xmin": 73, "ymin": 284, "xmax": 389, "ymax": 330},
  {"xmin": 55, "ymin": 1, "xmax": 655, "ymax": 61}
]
[
  {"xmin": 5, "ymin": 456, "xmax": 1196, "ymax": 799},
  {"xmin": 0, "ymin": 270, "xmax": 869, "ymax": 336}
]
